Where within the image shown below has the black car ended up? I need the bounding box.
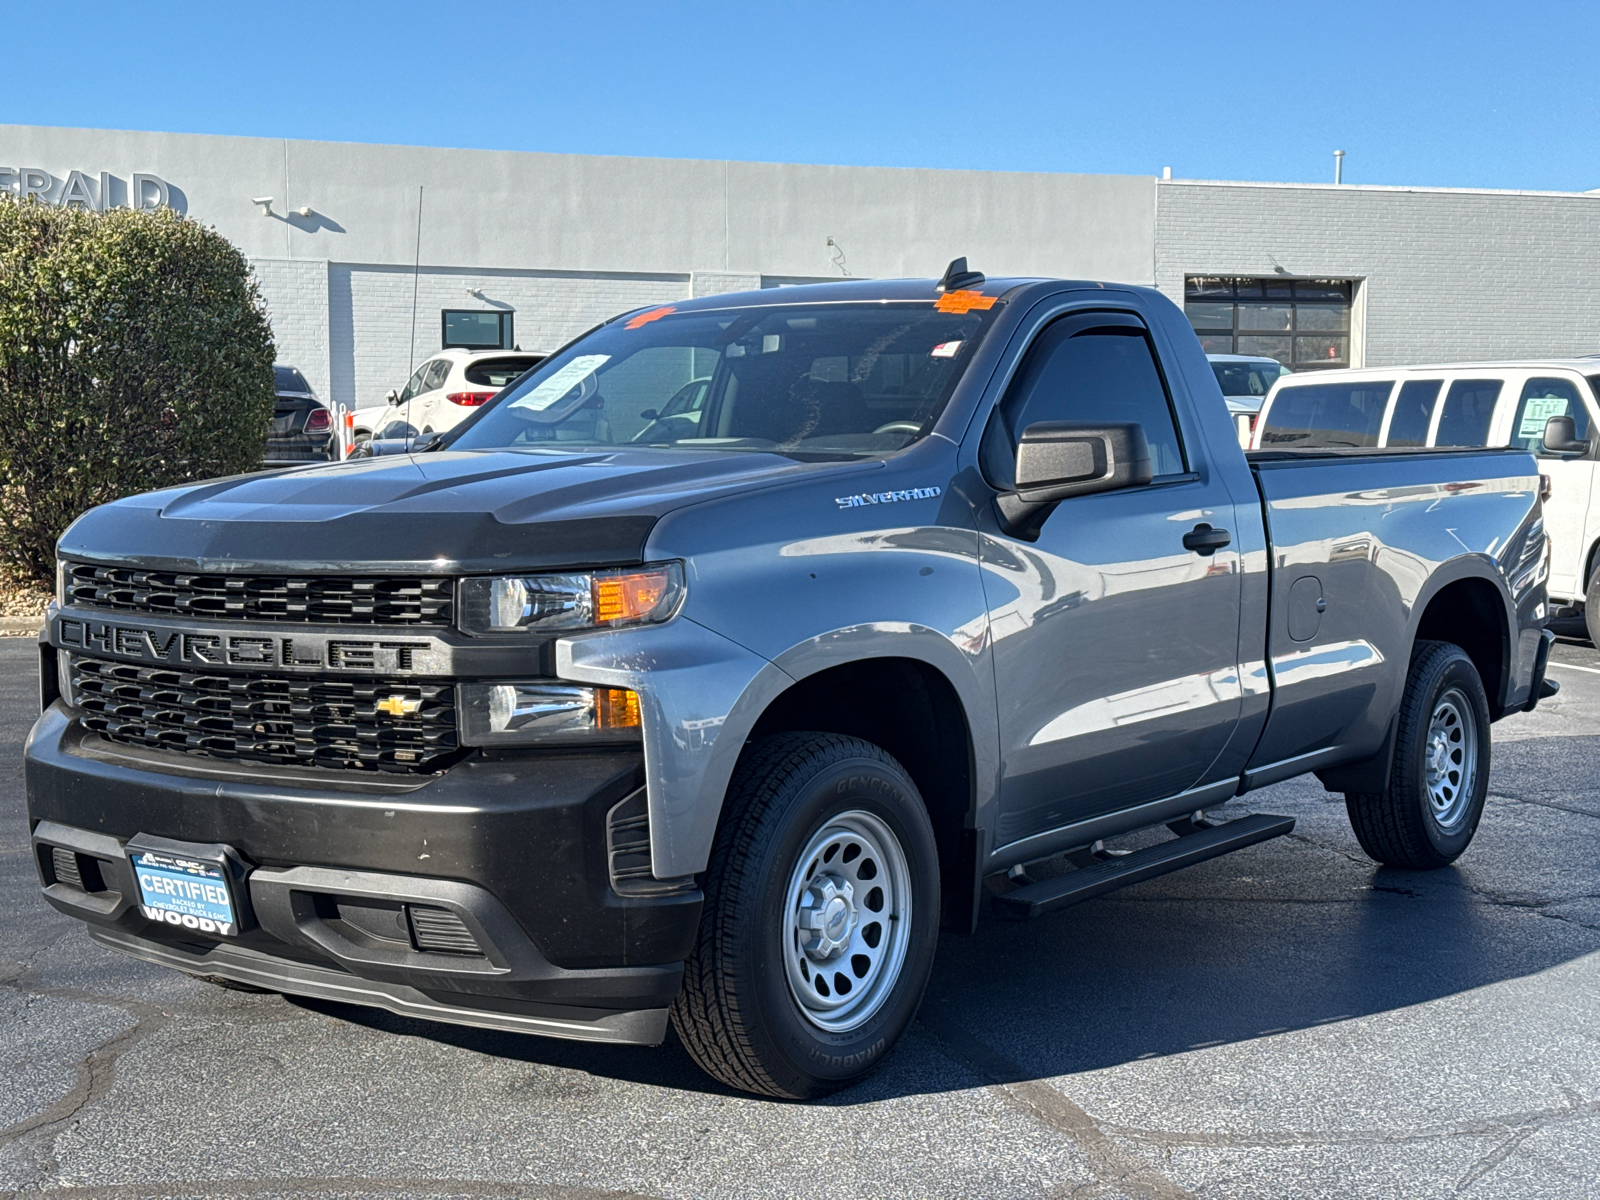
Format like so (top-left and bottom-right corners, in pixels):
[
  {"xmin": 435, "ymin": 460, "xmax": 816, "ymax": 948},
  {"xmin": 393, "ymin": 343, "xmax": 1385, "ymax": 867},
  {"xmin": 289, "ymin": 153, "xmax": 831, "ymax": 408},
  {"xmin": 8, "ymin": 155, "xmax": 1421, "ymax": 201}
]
[{"xmin": 264, "ymin": 365, "xmax": 334, "ymax": 465}]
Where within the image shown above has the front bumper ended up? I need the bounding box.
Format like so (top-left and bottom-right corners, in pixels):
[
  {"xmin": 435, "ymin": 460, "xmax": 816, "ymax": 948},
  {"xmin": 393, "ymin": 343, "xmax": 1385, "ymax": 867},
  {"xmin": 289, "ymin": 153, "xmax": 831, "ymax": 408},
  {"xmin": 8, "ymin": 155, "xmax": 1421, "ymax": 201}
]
[{"xmin": 25, "ymin": 702, "xmax": 702, "ymax": 1045}]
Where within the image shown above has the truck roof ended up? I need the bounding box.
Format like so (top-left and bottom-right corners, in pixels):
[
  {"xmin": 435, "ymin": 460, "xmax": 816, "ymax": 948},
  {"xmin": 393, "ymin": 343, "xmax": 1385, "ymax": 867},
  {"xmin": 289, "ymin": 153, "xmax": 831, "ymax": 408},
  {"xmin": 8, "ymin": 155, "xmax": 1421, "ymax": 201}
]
[{"xmin": 611, "ymin": 275, "xmax": 1105, "ymax": 314}]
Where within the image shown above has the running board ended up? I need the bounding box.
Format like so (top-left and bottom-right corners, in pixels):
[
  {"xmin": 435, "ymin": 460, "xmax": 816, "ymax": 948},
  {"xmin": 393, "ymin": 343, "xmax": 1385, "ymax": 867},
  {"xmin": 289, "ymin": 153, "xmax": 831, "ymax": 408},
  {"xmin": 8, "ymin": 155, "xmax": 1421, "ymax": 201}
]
[{"xmin": 990, "ymin": 813, "xmax": 1296, "ymax": 921}]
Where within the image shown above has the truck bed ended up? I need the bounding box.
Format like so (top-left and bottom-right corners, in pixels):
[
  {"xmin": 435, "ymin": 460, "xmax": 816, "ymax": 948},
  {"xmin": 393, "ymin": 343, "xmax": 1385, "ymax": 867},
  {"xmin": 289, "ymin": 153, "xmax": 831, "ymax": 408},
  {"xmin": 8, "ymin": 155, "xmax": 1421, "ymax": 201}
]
[{"xmin": 1239, "ymin": 446, "xmax": 1546, "ymax": 790}]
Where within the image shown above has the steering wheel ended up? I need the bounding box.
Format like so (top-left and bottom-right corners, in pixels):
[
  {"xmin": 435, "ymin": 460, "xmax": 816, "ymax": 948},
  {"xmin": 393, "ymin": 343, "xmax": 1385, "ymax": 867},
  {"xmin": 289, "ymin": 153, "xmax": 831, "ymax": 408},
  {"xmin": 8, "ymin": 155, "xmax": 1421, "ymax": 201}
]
[{"xmin": 872, "ymin": 421, "xmax": 924, "ymax": 437}]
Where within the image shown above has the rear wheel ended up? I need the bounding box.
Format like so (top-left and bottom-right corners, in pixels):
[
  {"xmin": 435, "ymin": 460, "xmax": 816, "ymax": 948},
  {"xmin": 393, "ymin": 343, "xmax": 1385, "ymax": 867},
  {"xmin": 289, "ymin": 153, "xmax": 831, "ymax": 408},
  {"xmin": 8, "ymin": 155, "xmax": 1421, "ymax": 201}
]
[
  {"xmin": 1345, "ymin": 640, "xmax": 1491, "ymax": 868},
  {"xmin": 672, "ymin": 733, "xmax": 940, "ymax": 1099}
]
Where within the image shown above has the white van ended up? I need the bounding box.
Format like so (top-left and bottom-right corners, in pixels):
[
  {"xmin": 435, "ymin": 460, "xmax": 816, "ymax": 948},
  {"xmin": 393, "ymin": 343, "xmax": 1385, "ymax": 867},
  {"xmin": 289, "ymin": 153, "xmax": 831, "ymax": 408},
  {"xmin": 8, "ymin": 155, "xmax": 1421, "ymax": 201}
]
[{"xmin": 1252, "ymin": 360, "xmax": 1599, "ymax": 639}]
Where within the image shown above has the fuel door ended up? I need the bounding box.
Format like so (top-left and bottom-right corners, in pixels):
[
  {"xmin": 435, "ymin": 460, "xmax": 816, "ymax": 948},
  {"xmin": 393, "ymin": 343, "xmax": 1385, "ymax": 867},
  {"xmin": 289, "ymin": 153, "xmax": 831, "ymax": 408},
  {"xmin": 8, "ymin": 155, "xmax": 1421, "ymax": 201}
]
[{"xmin": 1286, "ymin": 575, "xmax": 1326, "ymax": 642}]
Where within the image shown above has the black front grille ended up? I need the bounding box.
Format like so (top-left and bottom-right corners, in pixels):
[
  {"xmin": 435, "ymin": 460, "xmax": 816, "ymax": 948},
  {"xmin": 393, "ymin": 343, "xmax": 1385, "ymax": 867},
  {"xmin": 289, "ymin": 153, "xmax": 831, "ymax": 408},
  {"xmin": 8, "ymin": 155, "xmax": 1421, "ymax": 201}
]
[
  {"xmin": 69, "ymin": 655, "xmax": 458, "ymax": 774},
  {"xmin": 63, "ymin": 563, "xmax": 453, "ymax": 626}
]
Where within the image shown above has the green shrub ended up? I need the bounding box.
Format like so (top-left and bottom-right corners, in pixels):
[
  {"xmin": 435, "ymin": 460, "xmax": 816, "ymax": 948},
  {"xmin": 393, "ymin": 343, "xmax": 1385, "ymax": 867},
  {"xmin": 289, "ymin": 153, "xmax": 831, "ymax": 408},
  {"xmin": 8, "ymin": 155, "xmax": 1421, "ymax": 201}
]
[{"xmin": 0, "ymin": 200, "xmax": 275, "ymax": 583}]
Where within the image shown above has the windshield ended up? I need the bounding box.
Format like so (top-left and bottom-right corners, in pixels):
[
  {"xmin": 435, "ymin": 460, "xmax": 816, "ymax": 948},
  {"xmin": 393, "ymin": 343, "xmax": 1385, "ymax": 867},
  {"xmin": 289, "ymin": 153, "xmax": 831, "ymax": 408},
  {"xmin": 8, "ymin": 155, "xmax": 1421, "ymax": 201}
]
[
  {"xmin": 274, "ymin": 366, "xmax": 312, "ymax": 394},
  {"xmin": 447, "ymin": 300, "xmax": 1002, "ymax": 460},
  {"xmin": 1211, "ymin": 360, "xmax": 1288, "ymax": 397}
]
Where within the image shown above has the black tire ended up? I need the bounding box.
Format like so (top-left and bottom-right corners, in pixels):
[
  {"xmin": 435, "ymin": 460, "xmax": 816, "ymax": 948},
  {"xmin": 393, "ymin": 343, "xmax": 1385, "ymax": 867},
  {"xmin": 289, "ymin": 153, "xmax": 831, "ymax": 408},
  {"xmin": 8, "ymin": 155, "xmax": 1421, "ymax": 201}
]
[
  {"xmin": 672, "ymin": 732, "xmax": 940, "ymax": 1099},
  {"xmin": 1585, "ymin": 556, "xmax": 1600, "ymax": 649},
  {"xmin": 1345, "ymin": 640, "xmax": 1491, "ymax": 868}
]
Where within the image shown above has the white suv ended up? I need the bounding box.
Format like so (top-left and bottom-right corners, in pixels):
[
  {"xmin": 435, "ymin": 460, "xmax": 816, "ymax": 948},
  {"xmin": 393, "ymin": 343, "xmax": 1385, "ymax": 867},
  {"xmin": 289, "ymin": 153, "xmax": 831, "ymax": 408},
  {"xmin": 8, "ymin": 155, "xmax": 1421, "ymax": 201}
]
[{"xmin": 351, "ymin": 349, "xmax": 544, "ymax": 446}]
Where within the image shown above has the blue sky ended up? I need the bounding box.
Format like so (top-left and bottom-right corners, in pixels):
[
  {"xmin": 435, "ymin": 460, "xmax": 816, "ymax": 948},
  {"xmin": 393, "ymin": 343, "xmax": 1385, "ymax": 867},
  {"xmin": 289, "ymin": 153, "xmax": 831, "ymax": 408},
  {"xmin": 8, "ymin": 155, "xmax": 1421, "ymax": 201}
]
[{"xmin": 6, "ymin": 1, "xmax": 1597, "ymax": 191}]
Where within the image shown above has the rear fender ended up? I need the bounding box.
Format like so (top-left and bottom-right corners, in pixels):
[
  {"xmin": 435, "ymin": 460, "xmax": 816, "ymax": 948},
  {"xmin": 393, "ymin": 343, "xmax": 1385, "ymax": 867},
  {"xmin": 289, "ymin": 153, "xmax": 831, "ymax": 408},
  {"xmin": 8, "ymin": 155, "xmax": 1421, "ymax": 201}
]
[{"xmin": 1315, "ymin": 553, "xmax": 1524, "ymax": 794}]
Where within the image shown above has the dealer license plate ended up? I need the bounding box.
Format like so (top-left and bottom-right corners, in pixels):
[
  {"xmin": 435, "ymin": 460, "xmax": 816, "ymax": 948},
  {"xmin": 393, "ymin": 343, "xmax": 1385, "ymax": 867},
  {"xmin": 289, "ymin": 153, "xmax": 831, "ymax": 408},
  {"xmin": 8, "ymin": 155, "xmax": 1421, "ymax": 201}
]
[{"xmin": 131, "ymin": 848, "xmax": 239, "ymax": 937}]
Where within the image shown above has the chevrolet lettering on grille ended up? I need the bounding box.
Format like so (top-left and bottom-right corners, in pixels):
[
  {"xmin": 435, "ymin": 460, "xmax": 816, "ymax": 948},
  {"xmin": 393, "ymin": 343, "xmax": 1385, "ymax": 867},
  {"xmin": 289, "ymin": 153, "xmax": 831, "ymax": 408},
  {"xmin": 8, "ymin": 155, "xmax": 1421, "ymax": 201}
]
[{"xmin": 55, "ymin": 615, "xmax": 449, "ymax": 675}]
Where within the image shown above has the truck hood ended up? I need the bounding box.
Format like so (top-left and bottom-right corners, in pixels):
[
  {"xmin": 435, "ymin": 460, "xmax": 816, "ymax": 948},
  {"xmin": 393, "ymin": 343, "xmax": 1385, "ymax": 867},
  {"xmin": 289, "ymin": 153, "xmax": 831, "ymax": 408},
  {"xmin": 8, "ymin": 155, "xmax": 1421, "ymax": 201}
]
[{"xmin": 60, "ymin": 447, "xmax": 875, "ymax": 573}]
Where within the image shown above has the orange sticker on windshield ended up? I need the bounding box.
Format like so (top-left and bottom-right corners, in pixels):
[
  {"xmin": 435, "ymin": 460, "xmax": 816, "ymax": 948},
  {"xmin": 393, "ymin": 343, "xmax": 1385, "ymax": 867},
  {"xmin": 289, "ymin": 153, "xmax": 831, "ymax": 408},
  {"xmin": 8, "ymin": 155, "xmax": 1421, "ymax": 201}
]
[
  {"xmin": 934, "ymin": 290, "xmax": 996, "ymax": 314},
  {"xmin": 625, "ymin": 306, "xmax": 677, "ymax": 330}
]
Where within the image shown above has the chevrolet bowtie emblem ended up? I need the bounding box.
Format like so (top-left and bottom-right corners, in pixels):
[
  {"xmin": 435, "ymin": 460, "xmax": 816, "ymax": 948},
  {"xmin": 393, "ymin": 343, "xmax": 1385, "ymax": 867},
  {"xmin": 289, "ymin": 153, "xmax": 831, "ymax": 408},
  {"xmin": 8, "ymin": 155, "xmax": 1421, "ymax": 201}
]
[{"xmin": 376, "ymin": 695, "xmax": 422, "ymax": 717}]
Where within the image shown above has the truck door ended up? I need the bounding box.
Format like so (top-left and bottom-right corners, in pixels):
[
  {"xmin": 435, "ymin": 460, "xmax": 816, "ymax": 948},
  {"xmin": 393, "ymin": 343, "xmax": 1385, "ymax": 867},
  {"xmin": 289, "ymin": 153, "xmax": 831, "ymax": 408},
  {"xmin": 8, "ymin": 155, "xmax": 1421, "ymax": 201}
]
[{"xmin": 978, "ymin": 311, "xmax": 1246, "ymax": 852}]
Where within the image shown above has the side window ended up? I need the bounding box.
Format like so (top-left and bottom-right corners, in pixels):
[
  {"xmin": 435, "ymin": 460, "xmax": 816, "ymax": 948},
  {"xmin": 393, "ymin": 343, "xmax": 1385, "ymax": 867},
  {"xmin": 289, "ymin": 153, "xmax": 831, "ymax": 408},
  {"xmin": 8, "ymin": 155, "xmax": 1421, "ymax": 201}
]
[
  {"xmin": 1511, "ymin": 377, "xmax": 1589, "ymax": 453},
  {"xmin": 1385, "ymin": 380, "xmax": 1441, "ymax": 447},
  {"xmin": 997, "ymin": 321, "xmax": 1186, "ymax": 477},
  {"xmin": 1433, "ymin": 379, "xmax": 1502, "ymax": 447},
  {"xmin": 422, "ymin": 359, "xmax": 451, "ymax": 393},
  {"xmin": 1259, "ymin": 381, "xmax": 1392, "ymax": 448},
  {"xmin": 398, "ymin": 364, "xmax": 430, "ymax": 403}
]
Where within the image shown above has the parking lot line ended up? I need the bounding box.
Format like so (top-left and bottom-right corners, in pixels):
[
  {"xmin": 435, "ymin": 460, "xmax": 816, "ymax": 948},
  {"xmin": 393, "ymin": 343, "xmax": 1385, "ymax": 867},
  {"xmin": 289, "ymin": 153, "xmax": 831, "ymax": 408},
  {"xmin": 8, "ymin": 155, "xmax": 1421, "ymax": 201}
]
[{"xmin": 1547, "ymin": 661, "xmax": 1600, "ymax": 674}]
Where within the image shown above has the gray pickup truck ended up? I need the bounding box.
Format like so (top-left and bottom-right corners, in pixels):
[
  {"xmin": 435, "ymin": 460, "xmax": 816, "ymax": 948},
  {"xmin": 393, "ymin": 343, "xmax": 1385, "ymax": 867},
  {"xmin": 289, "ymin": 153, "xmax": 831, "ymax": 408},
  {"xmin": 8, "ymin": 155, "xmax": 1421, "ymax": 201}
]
[{"xmin": 26, "ymin": 262, "xmax": 1558, "ymax": 1099}]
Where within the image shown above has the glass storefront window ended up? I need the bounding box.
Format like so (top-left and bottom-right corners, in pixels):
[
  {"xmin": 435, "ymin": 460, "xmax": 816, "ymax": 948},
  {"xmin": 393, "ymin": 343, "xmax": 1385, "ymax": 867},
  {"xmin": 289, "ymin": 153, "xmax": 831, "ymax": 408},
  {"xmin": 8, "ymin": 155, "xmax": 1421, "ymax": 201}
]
[
  {"xmin": 1237, "ymin": 303, "xmax": 1294, "ymax": 331},
  {"xmin": 1237, "ymin": 335, "xmax": 1293, "ymax": 363},
  {"xmin": 1187, "ymin": 277, "xmax": 1234, "ymax": 298},
  {"xmin": 1294, "ymin": 305, "xmax": 1348, "ymax": 332},
  {"xmin": 1184, "ymin": 302, "xmax": 1234, "ymax": 329},
  {"xmin": 1183, "ymin": 278, "xmax": 1355, "ymax": 371},
  {"xmin": 1295, "ymin": 335, "xmax": 1347, "ymax": 366}
]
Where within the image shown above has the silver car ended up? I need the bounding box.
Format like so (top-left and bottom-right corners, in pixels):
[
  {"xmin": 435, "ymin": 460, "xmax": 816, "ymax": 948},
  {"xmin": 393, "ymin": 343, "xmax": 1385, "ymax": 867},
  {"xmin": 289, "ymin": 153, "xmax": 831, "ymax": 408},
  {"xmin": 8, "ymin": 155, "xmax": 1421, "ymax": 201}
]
[{"xmin": 1207, "ymin": 353, "xmax": 1290, "ymax": 445}]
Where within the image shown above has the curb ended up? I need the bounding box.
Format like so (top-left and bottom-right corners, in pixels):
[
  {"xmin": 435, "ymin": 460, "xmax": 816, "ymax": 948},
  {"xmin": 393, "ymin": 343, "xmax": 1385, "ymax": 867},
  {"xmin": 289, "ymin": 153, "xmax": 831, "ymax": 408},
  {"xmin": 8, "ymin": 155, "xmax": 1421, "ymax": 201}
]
[{"xmin": 0, "ymin": 617, "xmax": 44, "ymax": 637}]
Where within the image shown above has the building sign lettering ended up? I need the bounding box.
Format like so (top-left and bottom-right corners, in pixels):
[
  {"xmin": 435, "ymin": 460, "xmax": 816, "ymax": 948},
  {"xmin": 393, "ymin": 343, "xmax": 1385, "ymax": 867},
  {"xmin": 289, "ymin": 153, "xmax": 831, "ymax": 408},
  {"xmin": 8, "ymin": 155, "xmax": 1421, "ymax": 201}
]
[{"xmin": 0, "ymin": 168, "xmax": 174, "ymax": 212}]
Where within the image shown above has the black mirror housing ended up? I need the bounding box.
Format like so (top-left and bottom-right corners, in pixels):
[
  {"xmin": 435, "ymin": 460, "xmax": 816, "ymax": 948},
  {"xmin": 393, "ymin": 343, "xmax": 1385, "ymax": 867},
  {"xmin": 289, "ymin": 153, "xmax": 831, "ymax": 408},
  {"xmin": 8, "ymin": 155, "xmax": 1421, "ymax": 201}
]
[
  {"xmin": 1014, "ymin": 421, "xmax": 1153, "ymax": 502},
  {"xmin": 995, "ymin": 421, "xmax": 1153, "ymax": 538},
  {"xmin": 1542, "ymin": 414, "xmax": 1589, "ymax": 455}
]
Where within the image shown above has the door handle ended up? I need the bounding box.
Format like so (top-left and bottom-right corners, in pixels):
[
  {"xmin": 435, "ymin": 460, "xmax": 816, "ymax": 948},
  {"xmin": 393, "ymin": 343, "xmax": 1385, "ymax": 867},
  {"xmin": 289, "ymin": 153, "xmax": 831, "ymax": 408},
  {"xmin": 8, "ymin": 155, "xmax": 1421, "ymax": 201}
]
[{"xmin": 1183, "ymin": 523, "xmax": 1232, "ymax": 556}]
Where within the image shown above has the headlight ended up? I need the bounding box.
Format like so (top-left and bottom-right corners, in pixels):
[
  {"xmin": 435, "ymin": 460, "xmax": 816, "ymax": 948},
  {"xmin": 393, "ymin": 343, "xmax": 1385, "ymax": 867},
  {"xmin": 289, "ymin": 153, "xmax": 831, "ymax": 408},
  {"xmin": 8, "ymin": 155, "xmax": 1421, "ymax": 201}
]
[
  {"xmin": 459, "ymin": 563, "xmax": 684, "ymax": 635},
  {"xmin": 459, "ymin": 681, "xmax": 642, "ymax": 746}
]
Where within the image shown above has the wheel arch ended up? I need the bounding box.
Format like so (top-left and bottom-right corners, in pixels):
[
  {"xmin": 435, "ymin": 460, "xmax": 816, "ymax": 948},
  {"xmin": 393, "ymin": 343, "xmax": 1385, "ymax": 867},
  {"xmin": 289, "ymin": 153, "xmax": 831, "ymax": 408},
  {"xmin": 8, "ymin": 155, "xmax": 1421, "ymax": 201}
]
[
  {"xmin": 744, "ymin": 653, "xmax": 984, "ymax": 933},
  {"xmin": 1407, "ymin": 563, "xmax": 1514, "ymax": 717}
]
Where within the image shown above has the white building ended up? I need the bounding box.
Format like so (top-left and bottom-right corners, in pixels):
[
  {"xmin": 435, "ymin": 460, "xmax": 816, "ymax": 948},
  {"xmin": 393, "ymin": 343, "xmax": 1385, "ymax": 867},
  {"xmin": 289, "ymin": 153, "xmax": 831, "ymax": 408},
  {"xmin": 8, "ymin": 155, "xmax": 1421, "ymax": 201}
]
[{"xmin": 6, "ymin": 123, "xmax": 1600, "ymax": 407}]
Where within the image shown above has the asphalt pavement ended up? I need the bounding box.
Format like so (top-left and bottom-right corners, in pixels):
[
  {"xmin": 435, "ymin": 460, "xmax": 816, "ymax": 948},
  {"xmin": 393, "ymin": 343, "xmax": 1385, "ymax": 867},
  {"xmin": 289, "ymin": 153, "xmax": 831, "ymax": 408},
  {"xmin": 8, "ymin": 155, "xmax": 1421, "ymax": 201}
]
[{"xmin": 2, "ymin": 632, "xmax": 1598, "ymax": 1200}]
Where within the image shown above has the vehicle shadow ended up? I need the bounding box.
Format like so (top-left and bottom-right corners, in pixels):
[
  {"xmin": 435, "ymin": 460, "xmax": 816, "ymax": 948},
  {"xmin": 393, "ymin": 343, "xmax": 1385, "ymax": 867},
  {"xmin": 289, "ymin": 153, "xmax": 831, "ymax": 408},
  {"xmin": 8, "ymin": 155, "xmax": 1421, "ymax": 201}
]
[{"xmin": 292, "ymin": 732, "xmax": 1600, "ymax": 1105}]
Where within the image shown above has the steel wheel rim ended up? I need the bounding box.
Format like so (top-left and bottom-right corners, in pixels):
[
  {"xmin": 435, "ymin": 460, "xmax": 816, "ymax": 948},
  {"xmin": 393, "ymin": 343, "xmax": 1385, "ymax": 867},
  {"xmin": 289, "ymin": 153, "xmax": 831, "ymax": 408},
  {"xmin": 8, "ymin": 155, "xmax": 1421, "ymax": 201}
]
[
  {"xmin": 781, "ymin": 809, "xmax": 912, "ymax": 1034},
  {"xmin": 1424, "ymin": 687, "xmax": 1478, "ymax": 831}
]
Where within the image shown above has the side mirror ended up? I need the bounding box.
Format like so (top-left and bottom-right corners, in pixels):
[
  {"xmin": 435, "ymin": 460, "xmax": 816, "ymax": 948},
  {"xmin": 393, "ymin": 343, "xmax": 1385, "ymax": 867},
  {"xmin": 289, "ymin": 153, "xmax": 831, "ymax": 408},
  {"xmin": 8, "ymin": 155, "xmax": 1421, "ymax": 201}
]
[
  {"xmin": 385, "ymin": 388, "xmax": 401, "ymax": 406},
  {"xmin": 639, "ymin": 408, "xmax": 659, "ymax": 422},
  {"xmin": 1542, "ymin": 415, "xmax": 1589, "ymax": 455},
  {"xmin": 996, "ymin": 421, "xmax": 1153, "ymax": 537}
]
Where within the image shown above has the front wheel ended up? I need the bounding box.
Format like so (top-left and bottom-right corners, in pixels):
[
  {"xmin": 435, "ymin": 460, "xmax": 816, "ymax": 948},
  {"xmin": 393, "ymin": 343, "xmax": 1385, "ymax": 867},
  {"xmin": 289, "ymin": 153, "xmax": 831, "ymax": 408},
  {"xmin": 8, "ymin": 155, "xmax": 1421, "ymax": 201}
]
[
  {"xmin": 1345, "ymin": 640, "xmax": 1491, "ymax": 868},
  {"xmin": 672, "ymin": 733, "xmax": 940, "ymax": 1099}
]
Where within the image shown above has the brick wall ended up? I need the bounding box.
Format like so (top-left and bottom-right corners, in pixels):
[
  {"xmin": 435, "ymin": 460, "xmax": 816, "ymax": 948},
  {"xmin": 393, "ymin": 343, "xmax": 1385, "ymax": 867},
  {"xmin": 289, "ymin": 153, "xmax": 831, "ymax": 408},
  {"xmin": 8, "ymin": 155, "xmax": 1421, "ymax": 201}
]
[
  {"xmin": 690, "ymin": 272, "xmax": 760, "ymax": 297},
  {"xmin": 1156, "ymin": 182, "xmax": 1600, "ymax": 367},
  {"xmin": 251, "ymin": 258, "xmax": 330, "ymax": 398}
]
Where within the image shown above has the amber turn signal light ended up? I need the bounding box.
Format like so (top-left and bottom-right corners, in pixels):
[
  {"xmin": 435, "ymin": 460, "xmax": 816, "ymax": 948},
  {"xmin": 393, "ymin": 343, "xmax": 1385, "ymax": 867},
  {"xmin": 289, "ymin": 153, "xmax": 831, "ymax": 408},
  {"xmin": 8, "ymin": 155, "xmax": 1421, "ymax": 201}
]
[
  {"xmin": 594, "ymin": 568, "xmax": 677, "ymax": 625},
  {"xmin": 597, "ymin": 687, "xmax": 642, "ymax": 730}
]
